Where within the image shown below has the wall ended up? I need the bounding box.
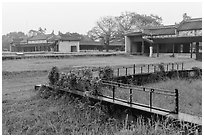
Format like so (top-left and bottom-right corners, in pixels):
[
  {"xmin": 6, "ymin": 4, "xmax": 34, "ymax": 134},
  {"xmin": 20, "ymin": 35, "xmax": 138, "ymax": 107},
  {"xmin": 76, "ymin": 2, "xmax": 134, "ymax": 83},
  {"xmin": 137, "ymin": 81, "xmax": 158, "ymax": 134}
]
[
  {"xmin": 58, "ymin": 41, "xmax": 80, "ymax": 52},
  {"xmin": 125, "ymin": 36, "xmax": 131, "ymax": 53}
]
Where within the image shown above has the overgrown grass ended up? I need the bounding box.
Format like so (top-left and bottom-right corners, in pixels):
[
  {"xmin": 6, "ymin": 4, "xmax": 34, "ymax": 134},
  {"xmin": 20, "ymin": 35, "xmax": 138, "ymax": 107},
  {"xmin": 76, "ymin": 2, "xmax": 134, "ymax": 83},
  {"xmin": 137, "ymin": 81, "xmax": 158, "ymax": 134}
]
[
  {"xmin": 3, "ymin": 91, "xmax": 199, "ymax": 135},
  {"xmin": 145, "ymin": 78, "xmax": 202, "ymax": 116},
  {"xmin": 99, "ymin": 78, "xmax": 202, "ymax": 116}
]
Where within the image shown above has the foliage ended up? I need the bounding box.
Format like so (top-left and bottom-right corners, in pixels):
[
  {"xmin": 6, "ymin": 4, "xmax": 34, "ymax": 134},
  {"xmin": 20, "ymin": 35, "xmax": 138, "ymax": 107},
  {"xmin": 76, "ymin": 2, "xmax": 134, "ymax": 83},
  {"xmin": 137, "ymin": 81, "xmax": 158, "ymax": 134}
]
[
  {"xmin": 88, "ymin": 12, "xmax": 163, "ymax": 51},
  {"xmin": 88, "ymin": 16, "xmax": 118, "ymax": 52},
  {"xmin": 99, "ymin": 66, "xmax": 114, "ymax": 80},
  {"xmin": 48, "ymin": 66, "xmax": 60, "ymax": 86},
  {"xmin": 2, "ymin": 92, "xmax": 201, "ymax": 135}
]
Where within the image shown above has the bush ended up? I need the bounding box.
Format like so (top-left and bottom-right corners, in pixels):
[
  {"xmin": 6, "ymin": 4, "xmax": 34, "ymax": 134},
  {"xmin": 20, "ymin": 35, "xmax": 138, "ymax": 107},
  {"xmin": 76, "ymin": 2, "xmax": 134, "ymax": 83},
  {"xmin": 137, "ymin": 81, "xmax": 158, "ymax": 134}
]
[
  {"xmin": 99, "ymin": 66, "xmax": 114, "ymax": 80},
  {"xmin": 48, "ymin": 66, "xmax": 59, "ymax": 86}
]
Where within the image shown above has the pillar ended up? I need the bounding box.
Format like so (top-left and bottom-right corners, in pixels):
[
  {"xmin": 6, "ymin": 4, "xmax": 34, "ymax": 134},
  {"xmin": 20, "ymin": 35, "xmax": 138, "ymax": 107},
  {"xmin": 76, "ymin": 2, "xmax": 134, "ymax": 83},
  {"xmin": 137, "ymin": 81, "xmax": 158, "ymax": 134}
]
[
  {"xmin": 149, "ymin": 45, "xmax": 153, "ymax": 57},
  {"xmin": 125, "ymin": 36, "xmax": 131, "ymax": 53}
]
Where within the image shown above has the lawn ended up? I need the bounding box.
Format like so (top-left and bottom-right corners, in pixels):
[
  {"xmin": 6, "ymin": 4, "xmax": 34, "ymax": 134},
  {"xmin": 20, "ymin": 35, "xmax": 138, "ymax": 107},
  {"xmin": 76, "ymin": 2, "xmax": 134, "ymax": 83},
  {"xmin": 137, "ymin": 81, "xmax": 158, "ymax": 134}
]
[{"xmin": 2, "ymin": 55, "xmax": 202, "ymax": 135}]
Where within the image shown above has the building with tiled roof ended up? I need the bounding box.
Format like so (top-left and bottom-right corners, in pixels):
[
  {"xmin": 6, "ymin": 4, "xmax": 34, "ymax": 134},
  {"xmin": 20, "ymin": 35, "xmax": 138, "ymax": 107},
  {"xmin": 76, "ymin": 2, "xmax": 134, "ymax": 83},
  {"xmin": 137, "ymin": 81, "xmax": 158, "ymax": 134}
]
[{"xmin": 125, "ymin": 18, "xmax": 202, "ymax": 60}]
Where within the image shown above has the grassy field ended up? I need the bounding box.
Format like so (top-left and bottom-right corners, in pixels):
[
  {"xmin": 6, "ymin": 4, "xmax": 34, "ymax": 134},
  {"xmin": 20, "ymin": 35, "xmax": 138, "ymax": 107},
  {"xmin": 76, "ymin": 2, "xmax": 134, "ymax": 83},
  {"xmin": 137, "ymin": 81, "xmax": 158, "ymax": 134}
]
[
  {"xmin": 2, "ymin": 55, "xmax": 202, "ymax": 135},
  {"xmin": 2, "ymin": 55, "xmax": 202, "ymax": 72}
]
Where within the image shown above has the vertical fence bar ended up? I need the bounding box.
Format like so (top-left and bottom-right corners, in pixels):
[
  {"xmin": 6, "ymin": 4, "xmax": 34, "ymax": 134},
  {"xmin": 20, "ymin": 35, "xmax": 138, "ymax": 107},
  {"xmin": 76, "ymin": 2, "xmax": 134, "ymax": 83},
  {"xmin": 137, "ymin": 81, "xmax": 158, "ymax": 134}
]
[
  {"xmin": 175, "ymin": 89, "xmax": 179, "ymax": 114},
  {"xmin": 181, "ymin": 63, "xmax": 184, "ymax": 70},
  {"xmin": 112, "ymin": 86, "xmax": 115, "ymax": 101},
  {"xmin": 126, "ymin": 67, "xmax": 128, "ymax": 76},
  {"xmin": 167, "ymin": 64, "xmax": 169, "ymax": 71},
  {"xmin": 150, "ymin": 89, "xmax": 154, "ymax": 111},
  {"xmin": 133, "ymin": 64, "xmax": 136, "ymax": 75},
  {"xmin": 147, "ymin": 65, "xmax": 150, "ymax": 73},
  {"xmin": 177, "ymin": 63, "xmax": 179, "ymax": 70},
  {"xmin": 129, "ymin": 88, "xmax": 132, "ymax": 104},
  {"xmin": 117, "ymin": 68, "xmax": 120, "ymax": 77}
]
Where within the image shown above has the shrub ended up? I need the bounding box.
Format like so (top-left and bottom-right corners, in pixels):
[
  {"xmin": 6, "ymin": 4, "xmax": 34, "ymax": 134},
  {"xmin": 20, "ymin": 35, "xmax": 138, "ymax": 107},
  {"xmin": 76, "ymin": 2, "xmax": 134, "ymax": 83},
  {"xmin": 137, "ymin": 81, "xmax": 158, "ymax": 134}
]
[
  {"xmin": 48, "ymin": 66, "xmax": 59, "ymax": 86},
  {"xmin": 99, "ymin": 66, "xmax": 114, "ymax": 80}
]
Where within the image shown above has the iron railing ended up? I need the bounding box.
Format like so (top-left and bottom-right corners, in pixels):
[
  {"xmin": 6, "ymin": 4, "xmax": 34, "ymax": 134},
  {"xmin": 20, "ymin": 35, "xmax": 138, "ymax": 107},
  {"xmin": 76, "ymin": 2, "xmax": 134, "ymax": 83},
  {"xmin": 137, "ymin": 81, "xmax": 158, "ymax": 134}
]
[{"xmin": 100, "ymin": 80, "xmax": 179, "ymax": 114}]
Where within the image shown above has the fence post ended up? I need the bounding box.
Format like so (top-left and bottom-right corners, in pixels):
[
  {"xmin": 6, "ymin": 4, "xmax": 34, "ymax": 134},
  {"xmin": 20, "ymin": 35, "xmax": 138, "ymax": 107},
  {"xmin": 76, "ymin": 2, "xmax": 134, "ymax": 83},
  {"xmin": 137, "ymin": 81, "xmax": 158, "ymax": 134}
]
[
  {"xmin": 154, "ymin": 66, "xmax": 156, "ymax": 73},
  {"xmin": 177, "ymin": 63, "xmax": 179, "ymax": 70},
  {"xmin": 130, "ymin": 88, "xmax": 132, "ymax": 105},
  {"xmin": 113, "ymin": 86, "xmax": 115, "ymax": 101},
  {"xmin": 150, "ymin": 89, "xmax": 154, "ymax": 111},
  {"xmin": 117, "ymin": 68, "xmax": 120, "ymax": 77},
  {"xmin": 175, "ymin": 89, "xmax": 179, "ymax": 114},
  {"xmin": 126, "ymin": 67, "xmax": 128, "ymax": 76},
  {"xmin": 133, "ymin": 64, "xmax": 136, "ymax": 75},
  {"xmin": 167, "ymin": 64, "xmax": 169, "ymax": 71}
]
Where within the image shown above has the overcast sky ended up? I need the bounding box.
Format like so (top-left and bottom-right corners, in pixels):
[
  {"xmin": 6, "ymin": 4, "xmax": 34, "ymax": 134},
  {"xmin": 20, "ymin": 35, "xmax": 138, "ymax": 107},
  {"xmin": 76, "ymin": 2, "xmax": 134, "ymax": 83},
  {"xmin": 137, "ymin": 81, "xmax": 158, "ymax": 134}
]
[{"xmin": 2, "ymin": 2, "xmax": 202, "ymax": 35}]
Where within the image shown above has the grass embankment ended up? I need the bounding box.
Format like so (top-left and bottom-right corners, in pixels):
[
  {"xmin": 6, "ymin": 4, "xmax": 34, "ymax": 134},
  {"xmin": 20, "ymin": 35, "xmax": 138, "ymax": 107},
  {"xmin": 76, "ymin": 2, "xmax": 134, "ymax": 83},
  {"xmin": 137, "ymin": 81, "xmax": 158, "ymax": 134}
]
[{"xmin": 3, "ymin": 92, "xmax": 197, "ymax": 135}]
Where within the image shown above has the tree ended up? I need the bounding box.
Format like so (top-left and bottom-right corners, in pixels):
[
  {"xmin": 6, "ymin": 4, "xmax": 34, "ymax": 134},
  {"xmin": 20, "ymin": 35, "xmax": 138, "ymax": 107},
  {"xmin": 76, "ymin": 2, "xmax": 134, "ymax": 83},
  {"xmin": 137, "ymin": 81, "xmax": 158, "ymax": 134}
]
[
  {"xmin": 2, "ymin": 31, "xmax": 27, "ymax": 51},
  {"xmin": 88, "ymin": 16, "xmax": 118, "ymax": 52},
  {"xmin": 115, "ymin": 12, "xmax": 163, "ymax": 42}
]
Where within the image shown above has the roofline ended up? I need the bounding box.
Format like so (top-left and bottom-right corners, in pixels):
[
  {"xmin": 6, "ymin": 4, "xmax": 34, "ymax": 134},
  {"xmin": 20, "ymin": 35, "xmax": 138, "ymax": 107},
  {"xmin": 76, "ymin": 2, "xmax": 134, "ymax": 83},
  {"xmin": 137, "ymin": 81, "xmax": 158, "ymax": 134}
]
[{"xmin": 145, "ymin": 25, "xmax": 176, "ymax": 30}]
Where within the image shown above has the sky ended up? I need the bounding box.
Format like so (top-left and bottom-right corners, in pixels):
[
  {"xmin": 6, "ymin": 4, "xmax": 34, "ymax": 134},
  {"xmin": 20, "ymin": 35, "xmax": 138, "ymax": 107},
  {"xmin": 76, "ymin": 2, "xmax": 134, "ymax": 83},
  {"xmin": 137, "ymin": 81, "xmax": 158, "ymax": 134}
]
[{"xmin": 2, "ymin": 1, "xmax": 202, "ymax": 35}]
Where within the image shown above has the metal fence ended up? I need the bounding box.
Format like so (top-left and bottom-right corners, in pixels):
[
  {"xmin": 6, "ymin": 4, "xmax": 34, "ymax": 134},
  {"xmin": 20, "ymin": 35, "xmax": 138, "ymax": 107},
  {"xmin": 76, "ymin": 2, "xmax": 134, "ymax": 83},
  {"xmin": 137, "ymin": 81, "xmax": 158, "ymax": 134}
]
[
  {"xmin": 113, "ymin": 62, "xmax": 184, "ymax": 77},
  {"xmin": 100, "ymin": 80, "xmax": 179, "ymax": 114}
]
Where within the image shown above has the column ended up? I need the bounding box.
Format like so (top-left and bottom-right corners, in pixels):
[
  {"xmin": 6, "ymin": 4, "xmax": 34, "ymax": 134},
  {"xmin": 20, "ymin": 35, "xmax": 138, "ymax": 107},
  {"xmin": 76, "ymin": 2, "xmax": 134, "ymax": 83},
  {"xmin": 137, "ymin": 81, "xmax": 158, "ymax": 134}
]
[
  {"xmin": 149, "ymin": 45, "xmax": 153, "ymax": 57},
  {"xmin": 125, "ymin": 36, "xmax": 131, "ymax": 53}
]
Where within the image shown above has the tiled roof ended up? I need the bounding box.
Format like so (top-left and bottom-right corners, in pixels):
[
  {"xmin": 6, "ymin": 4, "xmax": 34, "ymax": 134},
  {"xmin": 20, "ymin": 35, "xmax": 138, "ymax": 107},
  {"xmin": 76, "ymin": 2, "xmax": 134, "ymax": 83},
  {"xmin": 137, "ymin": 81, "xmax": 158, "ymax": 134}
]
[
  {"xmin": 28, "ymin": 34, "xmax": 53, "ymax": 41},
  {"xmin": 177, "ymin": 18, "xmax": 202, "ymax": 31},
  {"xmin": 125, "ymin": 31, "xmax": 144, "ymax": 36},
  {"xmin": 59, "ymin": 34, "xmax": 81, "ymax": 41},
  {"xmin": 80, "ymin": 40, "xmax": 102, "ymax": 46},
  {"xmin": 143, "ymin": 25, "xmax": 176, "ymax": 36},
  {"xmin": 11, "ymin": 38, "xmax": 24, "ymax": 43},
  {"xmin": 14, "ymin": 43, "xmax": 53, "ymax": 47},
  {"xmin": 47, "ymin": 35, "xmax": 60, "ymax": 42}
]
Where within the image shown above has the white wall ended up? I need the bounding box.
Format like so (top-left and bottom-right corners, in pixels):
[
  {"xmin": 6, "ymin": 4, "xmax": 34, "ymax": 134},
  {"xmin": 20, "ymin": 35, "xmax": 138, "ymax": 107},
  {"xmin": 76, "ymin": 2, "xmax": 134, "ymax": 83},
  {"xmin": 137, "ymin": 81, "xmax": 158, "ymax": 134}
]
[
  {"xmin": 125, "ymin": 36, "xmax": 131, "ymax": 53},
  {"xmin": 58, "ymin": 41, "xmax": 80, "ymax": 52}
]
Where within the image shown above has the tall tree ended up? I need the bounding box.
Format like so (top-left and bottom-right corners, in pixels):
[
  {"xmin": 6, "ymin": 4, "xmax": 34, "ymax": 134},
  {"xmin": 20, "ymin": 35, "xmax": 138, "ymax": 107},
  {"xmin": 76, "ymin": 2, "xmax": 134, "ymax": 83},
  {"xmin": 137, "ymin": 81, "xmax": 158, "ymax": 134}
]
[
  {"xmin": 2, "ymin": 31, "xmax": 27, "ymax": 51},
  {"xmin": 88, "ymin": 16, "xmax": 118, "ymax": 52},
  {"xmin": 115, "ymin": 12, "xmax": 163, "ymax": 42}
]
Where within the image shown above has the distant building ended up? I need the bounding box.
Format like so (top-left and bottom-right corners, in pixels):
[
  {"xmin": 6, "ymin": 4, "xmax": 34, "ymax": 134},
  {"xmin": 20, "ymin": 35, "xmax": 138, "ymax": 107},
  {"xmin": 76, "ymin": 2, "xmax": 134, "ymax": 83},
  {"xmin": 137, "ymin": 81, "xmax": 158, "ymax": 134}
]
[
  {"xmin": 10, "ymin": 33, "xmax": 124, "ymax": 53},
  {"xmin": 10, "ymin": 33, "xmax": 58, "ymax": 52},
  {"xmin": 57, "ymin": 35, "xmax": 80, "ymax": 52},
  {"xmin": 125, "ymin": 18, "xmax": 202, "ymax": 60}
]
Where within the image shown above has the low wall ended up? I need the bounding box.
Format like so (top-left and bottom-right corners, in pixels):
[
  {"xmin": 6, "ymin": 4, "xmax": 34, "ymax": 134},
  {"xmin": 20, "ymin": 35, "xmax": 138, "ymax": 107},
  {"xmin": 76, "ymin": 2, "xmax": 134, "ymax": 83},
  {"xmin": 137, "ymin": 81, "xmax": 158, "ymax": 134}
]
[{"xmin": 2, "ymin": 52, "xmax": 126, "ymax": 61}]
